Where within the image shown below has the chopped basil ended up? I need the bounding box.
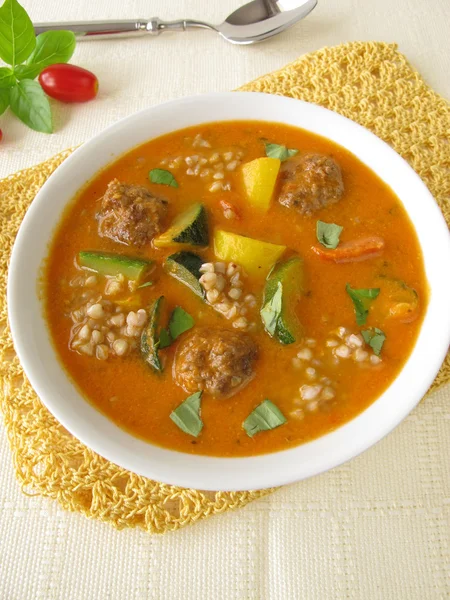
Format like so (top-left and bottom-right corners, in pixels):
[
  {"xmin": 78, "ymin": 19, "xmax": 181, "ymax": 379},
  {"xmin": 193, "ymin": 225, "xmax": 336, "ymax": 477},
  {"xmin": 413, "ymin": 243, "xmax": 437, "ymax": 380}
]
[
  {"xmin": 346, "ymin": 284, "xmax": 380, "ymax": 326},
  {"xmin": 264, "ymin": 142, "xmax": 298, "ymax": 162},
  {"xmin": 260, "ymin": 282, "xmax": 283, "ymax": 336},
  {"xmin": 149, "ymin": 168, "xmax": 178, "ymax": 188},
  {"xmin": 316, "ymin": 220, "xmax": 343, "ymax": 249},
  {"xmin": 158, "ymin": 307, "xmax": 194, "ymax": 349},
  {"xmin": 243, "ymin": 399, "xmax": 287, "ymax": 437},
  {"xmin": 362, "ymin": 327, "xmax": 386, "ymax": 356},
  {"xmin": 158, "ymin": 328, "xmax": 172, "ymax": 349},
  {"xmin": 170, "ymin": 391, "xmax": 203, "ymax": 437},
  {"xmin": 138, "ymin": 281, "xmax": 153, "ymax": 289},
  {"xmin": 169, "ymin": 306, "xmax": 194, "ymax": 340}
]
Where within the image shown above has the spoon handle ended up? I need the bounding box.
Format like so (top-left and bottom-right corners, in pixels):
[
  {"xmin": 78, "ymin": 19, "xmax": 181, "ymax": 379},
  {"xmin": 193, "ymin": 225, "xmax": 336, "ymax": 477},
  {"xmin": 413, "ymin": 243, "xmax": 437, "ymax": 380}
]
[{"xmin": 33, "ymin": 18, "xmax": 215, "ymax": 39}]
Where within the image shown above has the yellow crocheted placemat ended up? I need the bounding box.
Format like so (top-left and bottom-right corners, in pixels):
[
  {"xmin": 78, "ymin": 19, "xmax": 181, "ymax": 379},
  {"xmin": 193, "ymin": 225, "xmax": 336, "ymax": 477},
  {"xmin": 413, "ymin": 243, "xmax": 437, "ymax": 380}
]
[{"xmin": 1, "ymin": 42, "xmax": 449, "ymax": 534}]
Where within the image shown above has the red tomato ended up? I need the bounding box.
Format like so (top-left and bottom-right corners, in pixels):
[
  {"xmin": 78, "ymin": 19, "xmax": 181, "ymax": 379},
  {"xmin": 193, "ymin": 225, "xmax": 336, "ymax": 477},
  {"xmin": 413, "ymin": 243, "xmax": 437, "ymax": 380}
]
[
  {"xmin": 39, "ymin": 64, "xmax": 99, "ymax": 103},
  {"xmin": 0, "ymin": 129, "xmax": 2, "ymax": 143}
]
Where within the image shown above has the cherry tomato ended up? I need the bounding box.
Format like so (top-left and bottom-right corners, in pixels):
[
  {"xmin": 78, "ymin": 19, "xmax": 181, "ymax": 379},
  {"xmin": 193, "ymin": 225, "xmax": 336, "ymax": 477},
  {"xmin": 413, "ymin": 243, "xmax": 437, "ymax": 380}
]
[
  {"xmin": 39, "ymin": 64, "xmax": 99, "ymax": 103},
  {"xmin": 0, "ymin": 129, "xmax": 3, "ymax": 143}
]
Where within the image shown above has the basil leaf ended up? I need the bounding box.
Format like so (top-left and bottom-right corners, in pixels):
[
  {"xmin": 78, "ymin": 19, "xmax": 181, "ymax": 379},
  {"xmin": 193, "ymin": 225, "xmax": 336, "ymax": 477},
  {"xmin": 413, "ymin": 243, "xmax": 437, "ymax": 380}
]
[
  {"xmin": 169, "ymin": 306, "xmax": 194, "ymax": 340},
  {"xmin": 316, "ymin": 220, "xmax": 343, "ymax": 249},
  {"xmin": 243, "ymin": 399, "xmax": 287, "ymax": 438},
  {"xmin": 159, "ymin": 328, "xmax": 172, "ymax": 349},
  {"xmin": 265, "ymin": 142, "xmax": 298, "ymax": 162},
  {"xmin": 0, "ymin": 86, "xmax": 9, "ymax": 115},
  {"xmin": 260, "ymin": 281, "xmax": 283, "ymax": 336},
  {"xmin": 0, "ymin": 66, "xmax": 14, "ymax": 88},
  {"xmin": 346, "ymin": 283, "xmax": 380, "ymax": 326},
  {"xmin": 362, "ymin": 327, "xmax": 386, "ymax": 356},
  {"xmin": 137, "ymin": 281, "xmax": 153, "ymax": 289},
  {"xmin": 19, "ymin": 31, "xmax": 76, "ymax": 80},
  {"xmin": 149, "ymin": 168, "xmax": 178, "ymax": 188},
  {"xmin": 9, "ymin": 79, "xmax": 53, "ymax": 133},
  {"xmin": 0, "ymin": 0, "xmax": 36, "ymax": 67},
  {"xmin": 170, "ymin": 391, "xmax": 203, "ymax": 437}
]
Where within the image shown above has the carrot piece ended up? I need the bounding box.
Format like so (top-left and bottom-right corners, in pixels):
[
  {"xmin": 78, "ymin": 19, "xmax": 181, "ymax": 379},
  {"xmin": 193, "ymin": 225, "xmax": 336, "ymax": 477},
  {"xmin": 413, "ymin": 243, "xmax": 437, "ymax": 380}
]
[{"xmin": 311, "ymin": 236, "xmax": 385, "ymax": 263}]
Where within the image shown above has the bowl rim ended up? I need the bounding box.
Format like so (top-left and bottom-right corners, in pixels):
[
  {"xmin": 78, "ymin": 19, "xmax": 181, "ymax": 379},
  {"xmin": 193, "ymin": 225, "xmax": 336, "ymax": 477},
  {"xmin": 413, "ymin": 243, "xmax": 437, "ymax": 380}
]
[{"xmin": 7, "ymin": 91, "xmax": 450, "ymax": 491}]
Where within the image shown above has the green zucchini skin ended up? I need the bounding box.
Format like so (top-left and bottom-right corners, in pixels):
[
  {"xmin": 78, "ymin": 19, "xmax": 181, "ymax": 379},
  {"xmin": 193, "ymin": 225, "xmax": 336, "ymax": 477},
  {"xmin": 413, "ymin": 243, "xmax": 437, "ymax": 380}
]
[
  {"xmin": 141, "ymin": 296, "xmax": 164, "ymax": 372},
  {"xmin": 79, "ymin": 251, "xmax": 152, "ymax": 280},
  {"xmin": 164, "ymin": 252, "xmax": 205, "ymax": 299},
  {"xmin": 262, "ymin": 256, "xmax": 304, "ymax": 344},
  {"xmin": 154, "ymin": 203, "xmax": 209, "ymax": 248}
]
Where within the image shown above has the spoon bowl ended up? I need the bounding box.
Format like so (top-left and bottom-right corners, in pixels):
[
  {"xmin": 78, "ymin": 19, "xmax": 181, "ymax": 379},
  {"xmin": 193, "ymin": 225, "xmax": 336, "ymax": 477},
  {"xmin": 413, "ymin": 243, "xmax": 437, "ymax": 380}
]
[{"xmin": 219, "ymin": 0, "xmax": 318, "ymax": 44}]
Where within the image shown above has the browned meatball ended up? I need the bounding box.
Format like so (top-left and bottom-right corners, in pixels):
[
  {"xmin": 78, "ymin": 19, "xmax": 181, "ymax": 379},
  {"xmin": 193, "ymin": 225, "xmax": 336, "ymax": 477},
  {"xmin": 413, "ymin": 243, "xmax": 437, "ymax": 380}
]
[
  {"xmin": 278, "ymin": 153, "xmax": 344, "ymax": 215},
  {"xmin": 96, "ymin": 179, "xmax": 168, "ymax": 247},
  {"xmin": 173, "ymin": 328, "xmax": 258, "ymax": 398}
]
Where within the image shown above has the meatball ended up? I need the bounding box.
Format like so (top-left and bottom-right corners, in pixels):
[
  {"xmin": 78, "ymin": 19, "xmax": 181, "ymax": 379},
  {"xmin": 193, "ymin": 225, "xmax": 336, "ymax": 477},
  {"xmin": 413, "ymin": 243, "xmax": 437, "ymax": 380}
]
[
  {"xmin": 173, "ymin": 328, "xmax": 258, "ymax": 398},
  {"xmin": 278, "ymin": 153, "xmax": 344, "ymax": 215},
  {"xmin": 96, "ymin": 179, "xmax": 168, "ymax": 247}
]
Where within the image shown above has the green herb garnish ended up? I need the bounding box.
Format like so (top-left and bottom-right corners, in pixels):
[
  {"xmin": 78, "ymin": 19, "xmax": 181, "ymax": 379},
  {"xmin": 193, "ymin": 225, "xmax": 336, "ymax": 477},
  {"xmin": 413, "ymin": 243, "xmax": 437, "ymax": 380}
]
[
  {"xmin": 149, "ymin": 168, "xmax": 178, "ymax": 188},
  {"xmin": 0, "ymin": 0, "xmax": 76, "ymax": 132},
  {"xmin": 158, "ymin": 307, "xmax": 194, "ymax": 349},
  {"xmin": 170, "ymin": 391, "xmax": 203, "ymax": 437},
  {"xmin": 0, "ymin": 87, "xmax": 9, "ymax": 115},
  {"xmin": 169, "ymin": 306, "xmax": 194, "ymax": 340},
  {"xmin": 346, "ymin": 284, "xmax": 380, "ymax": 326},
  {"xmin": 10, "ymin": 80, "xmax": 53, "ymax": 132},
  {"xmin": 15, "ymin": 30, "xmax": 76, "ymax": 80},
  {"xmin": 243, "ymin": 399, "xmax": 287, "ymax": 438},
  {"xmin": 158, "ymin": 328, "xmax": 172, "ymax": 350},
  {"xmin": 138, "ymin": 281, "xmax": 153, "ymax": 289},
  {"xmin": 260, "ymin": 281, "xmax": 283, "ymax": 336},
  {"xmin": 362, "ymin": 327, "xmax": 386, "ymax": 356},
  {"xmin": 316, "ymin": 220, "xmax": 343, "ymax": 249},
  {"xmin": 264, "ymin": 142, "xmax": 298, "ymax": 162}
]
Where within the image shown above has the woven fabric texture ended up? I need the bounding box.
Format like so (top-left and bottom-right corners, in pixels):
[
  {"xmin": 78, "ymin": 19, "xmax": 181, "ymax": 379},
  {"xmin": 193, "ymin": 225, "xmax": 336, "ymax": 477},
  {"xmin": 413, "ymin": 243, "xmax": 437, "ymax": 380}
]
[{"xmin": 0, "ymin": 41, "xmax": 449, "ymax": 535}]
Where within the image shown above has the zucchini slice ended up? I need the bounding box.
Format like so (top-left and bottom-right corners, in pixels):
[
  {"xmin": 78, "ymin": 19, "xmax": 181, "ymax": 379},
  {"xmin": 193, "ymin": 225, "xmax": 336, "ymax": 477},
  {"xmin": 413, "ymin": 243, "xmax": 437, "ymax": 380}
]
[
  {"xmin": 140, "ymin": 296, "xmax": 166, "ymax": 372},
  {"xmin": 164, "ymin": 251, "xmax": 205, "ymax": 299},
  {"xmin": 79, "ymin": 251, "xmax": 152, "ymax": 281},
  {"xmin": 261, "ymin": 256, "xmax": 304, "ymax": 344},
  {"xmin": 154, "ymin": 203, "xmax": 209, "ymax": 248}
]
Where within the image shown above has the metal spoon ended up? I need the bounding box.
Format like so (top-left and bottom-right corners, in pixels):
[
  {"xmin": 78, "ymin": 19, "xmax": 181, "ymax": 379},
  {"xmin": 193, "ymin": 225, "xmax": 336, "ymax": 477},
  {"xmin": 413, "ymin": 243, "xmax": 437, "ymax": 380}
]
[{"xmin": 34, "ymin": 0, "xmax": 318, "ymax": 45}]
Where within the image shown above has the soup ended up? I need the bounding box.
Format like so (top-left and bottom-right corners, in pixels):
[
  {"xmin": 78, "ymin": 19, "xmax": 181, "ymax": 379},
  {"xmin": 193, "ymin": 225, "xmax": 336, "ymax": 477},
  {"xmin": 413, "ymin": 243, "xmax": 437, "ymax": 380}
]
[{"xmin": 45, "ymin": 121, "xmax": 427, "ymax": 457}]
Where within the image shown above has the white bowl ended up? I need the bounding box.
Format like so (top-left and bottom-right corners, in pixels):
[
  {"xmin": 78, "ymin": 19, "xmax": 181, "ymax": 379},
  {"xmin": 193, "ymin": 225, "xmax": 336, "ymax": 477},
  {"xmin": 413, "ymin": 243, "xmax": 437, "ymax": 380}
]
[{"xmin": 7, "ymin": 92, "xmax": 450, "ymax": 491}]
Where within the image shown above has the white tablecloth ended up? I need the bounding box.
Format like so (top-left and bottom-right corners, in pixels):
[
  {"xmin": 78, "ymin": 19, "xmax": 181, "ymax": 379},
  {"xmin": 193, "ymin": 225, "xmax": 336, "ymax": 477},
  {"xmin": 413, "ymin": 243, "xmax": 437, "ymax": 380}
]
[{"xmin": 1, "ymin": 1, "xmax": 449, "ymax": 598}]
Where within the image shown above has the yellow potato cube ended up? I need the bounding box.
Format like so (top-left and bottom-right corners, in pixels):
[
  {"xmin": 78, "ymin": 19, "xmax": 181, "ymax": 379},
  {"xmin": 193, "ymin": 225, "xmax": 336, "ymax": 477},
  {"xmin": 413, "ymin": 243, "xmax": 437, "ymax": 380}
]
[
  {"xmin": 214, "ymin": 229, "xmax": 286, "ymax": 278},
  {"xmin": 241, "ymin": 157, "xmax": 281, "ymax": 211}
]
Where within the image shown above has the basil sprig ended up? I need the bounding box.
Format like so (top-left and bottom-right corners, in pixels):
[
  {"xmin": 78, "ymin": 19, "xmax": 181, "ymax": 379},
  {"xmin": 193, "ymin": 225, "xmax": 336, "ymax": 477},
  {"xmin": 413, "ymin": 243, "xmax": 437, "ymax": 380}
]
[
  {"xmin": 265, "ymin": 142, "xmax": 298, "ymax": 162},
  {"xmin": 170, "ymin": 391, "xmax": 203, "ymax": 437},
  {"xmin": 0, "ymin": 0, "xmax": 76, "ymax": 132},
  {"xmin": 346, "ymin": 283, "xmax": 380, "ymax": 326},
  {"xmin": 316, "ymin": 220, "xmax": 343, "ymax": 249},
  {"xmin": 243, "ymin": 399, "xmax": 287, "ymax": 437}
]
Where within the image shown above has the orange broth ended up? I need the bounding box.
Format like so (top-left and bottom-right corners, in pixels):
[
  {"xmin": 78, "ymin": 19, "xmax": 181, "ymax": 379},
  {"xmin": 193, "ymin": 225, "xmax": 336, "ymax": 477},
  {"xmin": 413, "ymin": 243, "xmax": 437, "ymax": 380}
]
[{"xmin": 45, "ymin": 121, "xmax": 427, "ymax": 456}]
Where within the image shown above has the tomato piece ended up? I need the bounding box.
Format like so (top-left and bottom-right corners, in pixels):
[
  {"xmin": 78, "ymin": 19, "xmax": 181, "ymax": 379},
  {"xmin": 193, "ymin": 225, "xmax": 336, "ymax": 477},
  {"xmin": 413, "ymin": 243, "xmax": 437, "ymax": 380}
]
[
  {"xmin": 311, "ymin": 236, "xmax": 385, "ymax": 263},
  {"xmin": 39, "ymin": 64, "xmax": 99, "ymax": 103},
  {"xmin": 0, "ymin": 129, "xmax": 2, "ymax": 143}
]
